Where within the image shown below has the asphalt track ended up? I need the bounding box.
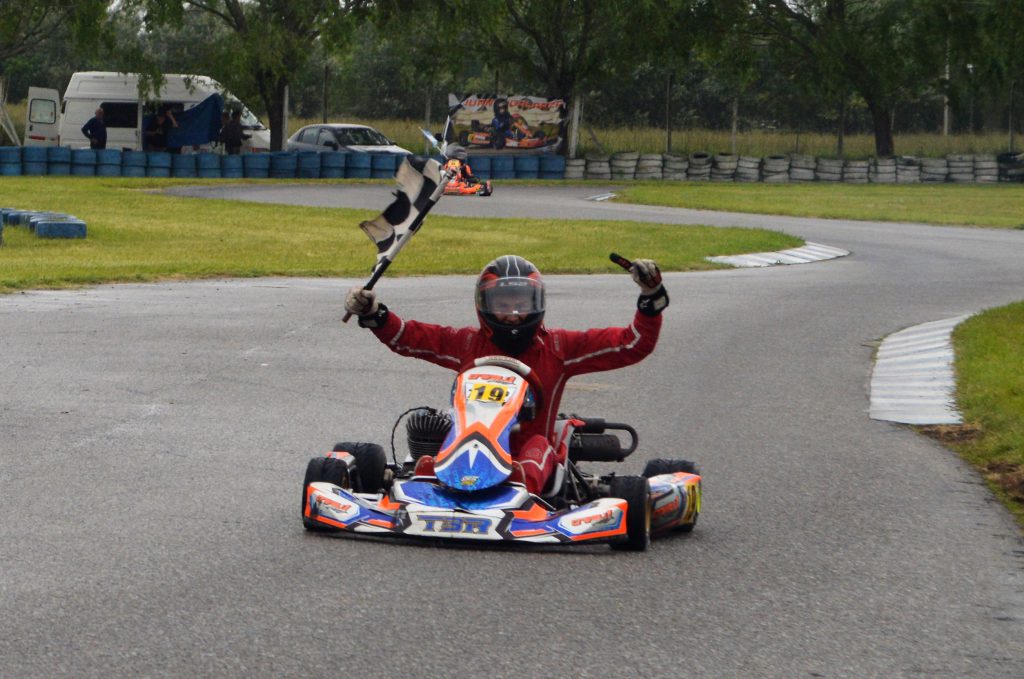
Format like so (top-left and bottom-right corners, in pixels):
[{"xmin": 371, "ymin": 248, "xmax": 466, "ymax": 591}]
[{"xmin": 2, "ymin": 183, "xmax": 1023, "ymax": 677}]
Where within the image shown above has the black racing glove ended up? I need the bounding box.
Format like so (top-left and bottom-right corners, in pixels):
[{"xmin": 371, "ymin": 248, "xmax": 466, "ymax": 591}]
[{"xmin": 631, "ymin": 259, "xmax": 669, "ymax": 316}]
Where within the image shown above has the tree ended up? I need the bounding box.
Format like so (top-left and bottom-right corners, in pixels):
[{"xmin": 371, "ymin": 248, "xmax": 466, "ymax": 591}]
[
  {"xmin": 743, "ymin": 0, "xmax": 946, "ymax": 157},
  {"xmin": 131, "ymin": 1, "xmax": 368, "ymax": 150}
]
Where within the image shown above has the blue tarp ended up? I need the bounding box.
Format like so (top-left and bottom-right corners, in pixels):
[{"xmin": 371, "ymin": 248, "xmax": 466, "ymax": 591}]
[{"xmin": 165, "ymin": 93, "xmax": 224, "ymax": 149}]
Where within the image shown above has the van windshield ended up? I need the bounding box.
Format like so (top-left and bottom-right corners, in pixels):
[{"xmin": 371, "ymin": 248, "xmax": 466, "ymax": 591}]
[{"xmin": 225, "ymin": 95, "xmax": 264, "ymax": 130}]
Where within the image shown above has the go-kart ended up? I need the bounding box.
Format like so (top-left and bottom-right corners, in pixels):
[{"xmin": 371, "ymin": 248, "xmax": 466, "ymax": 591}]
[
  {"xmin": 302, "ymin": 356, "xmax": 701, "ymax": 550},
  {"xmin": 443, "ymin": 174, "xmax": 493, "ymax": 197}
]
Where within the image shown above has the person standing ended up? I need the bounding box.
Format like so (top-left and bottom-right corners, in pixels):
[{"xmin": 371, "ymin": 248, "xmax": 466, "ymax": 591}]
[
  {"xmin": 81, "ymin": 108, "xmax": 106, "ymax": 150},
  {"xmin": 220, "ymin": 109, "xmax": 250, "ymax": 155}
]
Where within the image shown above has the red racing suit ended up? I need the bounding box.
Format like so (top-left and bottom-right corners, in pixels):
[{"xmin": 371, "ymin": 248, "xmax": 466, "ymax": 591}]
[{"xmin": 367, "ymin": 309, "xmax": 662, "ymax": 493}]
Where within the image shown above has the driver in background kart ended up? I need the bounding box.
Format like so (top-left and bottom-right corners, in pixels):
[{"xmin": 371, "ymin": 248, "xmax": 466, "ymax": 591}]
[
  {"xmin": 344, "ymin": 255, "xmax": 668, "ymax": 496},
  {"xmin": 443, "ymin": 157, "xmax": 474, "ymax": 183}
]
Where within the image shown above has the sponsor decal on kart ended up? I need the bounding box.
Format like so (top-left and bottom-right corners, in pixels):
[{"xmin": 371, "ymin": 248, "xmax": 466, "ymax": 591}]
[
  {"xmin": 557, "ymin": 500, "xmax": 624, "ymax": 536},
  {"xmin": 404, "ymin": 508, "xmax": 501, "ymax": 539}
]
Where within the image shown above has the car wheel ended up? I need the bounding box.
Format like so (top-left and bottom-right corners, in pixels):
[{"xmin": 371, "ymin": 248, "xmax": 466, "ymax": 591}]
[
  {"xmin": 332, "ymin": 441, "xmax": 387, "ymax": 493},
  {"xmin": 609, "ymin": 475, "xmax": 651, "ymax": 551},
  {"xmin": 302, "ymin": 456, "xmax": 351, "ymax": 532}
]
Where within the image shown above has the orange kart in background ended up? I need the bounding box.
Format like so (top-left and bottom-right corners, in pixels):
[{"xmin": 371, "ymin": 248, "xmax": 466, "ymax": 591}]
[{"xmin": 443, "ymin": 159, "xmax": 493, "ymax": 197}]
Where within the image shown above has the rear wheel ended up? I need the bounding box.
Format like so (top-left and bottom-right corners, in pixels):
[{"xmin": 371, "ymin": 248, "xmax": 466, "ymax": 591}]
[
  {"xmin": 332, "ymin": 441, "xmax": 387, "ymax": 493},
  {"xmin": 302, "ymin": 456, "xmax": 351, "ymax": 532},
  {"xmin": 642, "ymin": 459, "xmax": 700, "ymax": 533},
  {"xmin": 609, "ymin": 475, "xmax": 651, "ymax": 552},
  {"xmin": 642, "ymin": 458, "xmax": 699, "ymax": 477}
]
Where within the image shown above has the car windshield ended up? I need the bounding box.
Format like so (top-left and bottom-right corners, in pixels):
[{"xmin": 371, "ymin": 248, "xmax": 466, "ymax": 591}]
[{"xmin": 334, "ymin": 127, "xmax": 392, "ymax": 146}]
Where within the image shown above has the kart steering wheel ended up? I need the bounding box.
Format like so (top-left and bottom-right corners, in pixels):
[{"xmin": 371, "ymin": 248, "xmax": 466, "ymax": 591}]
[{"xmin": 473, "ymin": 356, "xmax": 544, "ymax": 410}]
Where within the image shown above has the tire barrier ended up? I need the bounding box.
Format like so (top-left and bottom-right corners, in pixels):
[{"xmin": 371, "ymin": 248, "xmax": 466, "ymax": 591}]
[
  {"xmin": 514, "ymin": 155, "xmax": 540, "ymax": 179},
  {"xmin": 1, "ymin": 207, "xmax": 86, "ymax": 239},
  {"xmin": 584, "ymin": 154, "xmax": 610, "ymax": 180},
  {"xmin": 710, "ymin": 153, "xmax": 737, "ymax": 182},
  {"xmin": 564, "ymin": 157, "xmax": 585, "ymax": 179},
  {"xmin": 2, "ymin": 147, "xmax": 1018, "ymax": 184},
  {"xmin": 687, "ymin": 152, "xmax": 712, "ymax": 181}
]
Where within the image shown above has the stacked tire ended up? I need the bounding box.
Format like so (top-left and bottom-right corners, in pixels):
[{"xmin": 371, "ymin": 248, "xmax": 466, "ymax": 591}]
[
  {"xmin": 297, "ymin": 151, "xmax": 321, "ymax": 179},
  {"xmin": 896, "ymin": 156, "xmax": 921, "ymax": 183},
  {"xmin": 47, "ymin": 147, "xmax": 71, "ymax": 176},
  {"xmin": 539, "ymin": 154, "xmax": 566, "ymax": 179},
  {"xmin": 611, "ymin": 151, "xmax": 638, "ymax": 180},
  {"xmin": 662, "ymin": 154, "xmax": 689, "ymax": 180},
  {"xmin": 946, "ymin": 154, "xmax": 974, "ymax": 183},
  {"xmin": 346, "ymin": 153, "xmax": 371, "ymax": 178},
  {"xmin": 320, "ymin": 151, "xmax": 346, "ymax": 179},
  {"xmin": 635, "ymin": 153, "xmax": 663, "ymax": 180},
  {"xmin": 815, "ymin": 157, "xmax": 843, "ymax": 183},
  {"xmin": 371, "ymin": 153, "xmax": 400, "ymax": 179},
  {"xmin": 222, "ymin": 154, "xmax": 244, "ymax": 179},
  {"xmin": 687, "ymin": 152, "xmax": 711, "ymax": 181},
  {"xmin": 789, "ymin": 154, "xmax": 816, "ymax": 182},
  {"xmin": 514, "ymin": 155, "xmax": 540, "ymax": 179},
  {"xmin": 761, "ymin": 155, "xmax": 789, "ymax": 183},
  {"xmin": 70, "ymin": 149, "xmax": 96, "ymax": 177},
  {"xmin": 96, "ymin": 149, "xmax": 122, "ymax": 177},
  {"xmin": 196, "ymin": 152, "xmax": 221, "ymax": 178},
  {"xmin": 172, "ymin": 153, "xmax": 197, "ymax": 178},
  {"xmin": 564, "ymin": 157, "xmax": 585, "ymax": 179},
  {"xmin": 471, "ymin": 156, "xmax": 492, "ymax": 180},
  {"xmin": 842, "ymin": 159, "xmax": 869, "ymax": 184},
  {"xmin": 710, "ymin": 153, "xmax": 737, "ymax": 181},
  {"xmin": 121, "ymin": 151, "xmax": 147, "ymax": 178},
  {"xmin": 735, "ymin": 156, "xmax": 761, "ymax": 182},
  {"xmin": 920, "ymin": 157, "xmax": 949, "ymax": 183},
  {"xmin": 997, "ymin": 151, "xmax": 1024, "ymax": 182},
  {"xmin": 870, "ymin": 157, "xmax": 896, "ymax": 184},
  {"xmin": 585, "ymin": 154, "xmax": 611, "ymax": 180},
  {"xmin": 973, "ymin": 154, "xmax": 998, "ymax": 183},
  {"xmin": 0, "ymin": 147, "xmax": 20, "ymax": 176}
]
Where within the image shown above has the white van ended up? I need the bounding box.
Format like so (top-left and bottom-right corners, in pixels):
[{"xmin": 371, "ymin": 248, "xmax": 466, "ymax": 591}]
[{"xmin": 24, "ymin": 71, "xmax": 270, "ymax": 152}]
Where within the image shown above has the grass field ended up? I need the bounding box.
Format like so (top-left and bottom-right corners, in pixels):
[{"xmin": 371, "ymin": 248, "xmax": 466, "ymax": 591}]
[
  {"xmin": 616, "ymin": 182, "xmax": 1024, "ymax": 228},
  {"xmin": 948, "ymin": 303, "xmax": 1024, "ymax": 525},
  {"xmin": 0, "ymin": 177, "xmax": 800, "ymax": 293}
]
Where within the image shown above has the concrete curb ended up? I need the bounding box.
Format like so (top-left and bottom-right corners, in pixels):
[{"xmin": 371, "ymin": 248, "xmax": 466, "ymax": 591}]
[
  {"xmin": 706, "ymin": 242, "xmax": 850, "ymax": 268},
  {"xmin": 868, "ymin": 314, "xmax": 972, "ymax": 425}
]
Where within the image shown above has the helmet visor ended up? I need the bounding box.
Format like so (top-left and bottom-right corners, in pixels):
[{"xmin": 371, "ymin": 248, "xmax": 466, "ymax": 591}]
[{"xmin": 477, "ymin": 277, "xmax": 545, "ymax": 317}]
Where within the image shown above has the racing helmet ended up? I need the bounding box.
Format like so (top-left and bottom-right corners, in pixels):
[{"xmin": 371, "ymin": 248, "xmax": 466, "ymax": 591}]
[{"xmin": 475, "ymin": 255, "xmax": 545, "ymax": 355}]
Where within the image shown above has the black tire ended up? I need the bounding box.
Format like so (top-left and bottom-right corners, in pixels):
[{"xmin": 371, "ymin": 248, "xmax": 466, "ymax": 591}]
[
  {"xmin": 642, "ymin": 458, "xmax": 700, "ymax": 533},
  {"xmin": 332, "ymin": 441, "xmax": 387, "ymax": 493},
  {"xmin": 609, "ymin": 475, "xmax": 651, "ymax": 552},
  {"xmin": 302, "ymin": 456, "xmax": 351, "ymax": 532},
  {"xmin": 642, "ymin": 458, "xmax": 700, "ymax": 478}
]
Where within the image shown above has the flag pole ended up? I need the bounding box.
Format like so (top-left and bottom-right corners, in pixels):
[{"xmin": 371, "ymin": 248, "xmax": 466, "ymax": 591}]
[{"xmin": 342, "ymin": 163, "xmax": 456, "ymax": 323}]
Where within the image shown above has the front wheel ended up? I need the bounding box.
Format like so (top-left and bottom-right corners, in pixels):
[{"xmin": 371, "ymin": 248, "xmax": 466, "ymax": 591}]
[
  {"xmin": 302, "ymin": 456, "xmax": 351, "ymax": 532},
  {"xmin": 609, "ymin": 475, "xmax": 651, "ymax": 551},
  {"xmin": 332, "ymin": 441, "xmax": 387, "ymax": 493}
]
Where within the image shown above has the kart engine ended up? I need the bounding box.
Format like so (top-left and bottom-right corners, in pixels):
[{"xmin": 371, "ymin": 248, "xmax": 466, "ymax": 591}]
[{"xmin": 406, "ymin": 407, "xmax": 452, "ymax": 460}]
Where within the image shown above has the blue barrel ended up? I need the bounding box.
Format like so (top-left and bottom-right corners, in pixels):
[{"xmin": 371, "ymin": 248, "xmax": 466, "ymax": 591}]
[
  {"xmin": 469, "ymin": 155, "xmax": 491, "ymax": 180},
  {"xmin": 34, "ymin": 216, "xmax": 87, "ymax": 239},
  {"xmin": 270, "ymin": 151, "xmax": 297, "ymax": 178},
  {"xmin": 96, "ymin": 149, "xmax": 122, "ymax": 165},
  {"xmin": 346, "ymin": 152, "xmax": 372, "ymax": 178},
  {"xmin": 320, "ymin": 152, "xmax": 347, "ymax": 179},
  {"xmin": 22, "ymin": 146, "xmax": 48, "ymax": 163},
  {"xmin": 0, "ymin": 162, "xmax": 21, "ymax": 176},
  {"xmin": 540, "ymin": 154, "xmax": 566, "ymax": 179},
  {"xmin": 491, "ymin": 155, "xmax": 515, "ymax": 179},
  {"xmin": 171, "ymin": 153, "xmax": 196, "ymax": 178},
  {"xmin": 146, "ymin": 151, "xmax": 172, "ymax": 177},
  {"xmin": 514, "ymin": 155, "xmax": 540, "ymax": 179},
  {"xmin": 48, "ymin": 147, "xmax": 72, "ymax": 164},
  {"xmin": 370, "ymin": 153, "xmax": 398, "ymax": 179},
  {"xmin": 96, "ymin": 164, "xmax": 122, "ymax": 177},
  {"xmin": 222, "ymin": 154, "xmax": 244, "ymax": 178},
  {"xmin": 243, "ymin": 153, "xmax": 270, "ymax": 178},
  {"xmin": 196, "ymin": 153, "xmax": 221, "ymax": 178},
  {"xmin": 121, "ymin": 151, "xmax": 146, "ymax": 177},
  {"xmin": 297, "ymin": 151, "xmax": 321, "ymax": 178},
  {"xmin": 0, "ymin": 147, "xmax": 20, "ymax": 163},
  {"xmin": 122, "ymin": 151, "xmax": 147, "ymax": 167},
  {"xmin": 69, "ymin": 149, "xmax": 95, "ymax": 176}
]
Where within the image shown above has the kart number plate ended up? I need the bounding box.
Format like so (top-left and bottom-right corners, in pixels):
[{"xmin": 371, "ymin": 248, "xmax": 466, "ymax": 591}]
[{"xmin": 467, "ymin": 382, "xmax": 510, "ymax": 404}]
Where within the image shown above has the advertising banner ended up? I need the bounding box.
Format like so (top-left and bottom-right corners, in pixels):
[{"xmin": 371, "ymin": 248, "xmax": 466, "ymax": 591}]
[{"xmin": 447, "ymin": 94, "xmax": 567, "ymax": 155}]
